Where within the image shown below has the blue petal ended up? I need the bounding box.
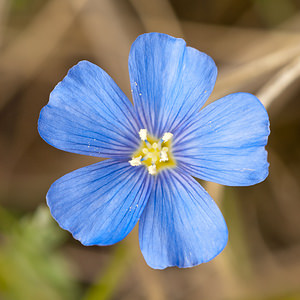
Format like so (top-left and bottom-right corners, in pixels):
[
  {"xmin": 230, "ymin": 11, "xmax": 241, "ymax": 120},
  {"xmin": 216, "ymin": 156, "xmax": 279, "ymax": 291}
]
[
  {"xmin": 128, "ymin": 33, "xmax": 217, "ymax": 138},
  {"xmin": 173, "ymin": 93, "xmax": 270, "ymax": 186},
  {"xmin": 139, "ymin": 169, "xmax": 228, "ymax": 269},
  {"xmin": 47, "ymin": 159, "xmax": 153, "ymax": 246},
  {"xmin": 38, "ymin": 61, "xmax": 141, "ymax": 158}
]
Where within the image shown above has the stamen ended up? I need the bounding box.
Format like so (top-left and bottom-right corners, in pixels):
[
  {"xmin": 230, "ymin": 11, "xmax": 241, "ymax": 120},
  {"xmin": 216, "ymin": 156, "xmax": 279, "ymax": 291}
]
[
  {"xmin": 160, "ymin": 150, "xmax": 168, "ymax": 162},
  {"xmin": 145, "ymin": 140, "xmax": 152, "ymax": 148},
  {"xmin": 148, "ymin": 164, "xmax": 157, "ymax": 175},
  {"xmin": 139, "ymin": 129, "xmax": 147, "ymax": 141},
  {"xmin": 141, "ymin": 155, "xmax": 148, "ymax": 162},
  {"xmin": 129, "ymin": 129, "xmax": 175, "ymax": 174},
  {"xmin": 129, "ymin": 156, "xmax": 142, "ymax": 166},
  {"xmin": 162, "ymin": 132, "xmax": 173, "ymax": 142},
  {"xmin": 157, "ymin": 139, "xmax": 163, "ymax": 149}
]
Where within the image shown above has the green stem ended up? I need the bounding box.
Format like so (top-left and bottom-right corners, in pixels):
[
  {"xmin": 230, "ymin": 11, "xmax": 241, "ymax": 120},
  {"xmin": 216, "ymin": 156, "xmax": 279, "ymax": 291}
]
[{"xmin": 83, "ymin": 243, "xmax": 130, "ymax": 300}]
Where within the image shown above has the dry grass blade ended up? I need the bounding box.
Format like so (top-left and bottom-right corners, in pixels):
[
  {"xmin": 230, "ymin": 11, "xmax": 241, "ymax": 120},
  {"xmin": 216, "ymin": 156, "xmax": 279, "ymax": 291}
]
[
  {"xmin": 257, "ymin": 55, "xmax": 300, "ymax": 108},
  {"xmin": 0, "ymin": 0, "xmax": 10, "ymax": 47},
  {"xmin": 67, "ymin": 0, "xmax": 140, "ymax": 95},
  {"xmin": 129, "ymin": 0, "xmax": 183, "ymax": 37},
  {"xmin": 214, "ymin": 43, "xmax": 300, "ymax": 99},
  {"xmin": 182, "ymin": 21, "xmax": 300, "ymax": 100},
  {"xmin": 0, "ymin": 0, "xmax": 89, "ymax": 110}
]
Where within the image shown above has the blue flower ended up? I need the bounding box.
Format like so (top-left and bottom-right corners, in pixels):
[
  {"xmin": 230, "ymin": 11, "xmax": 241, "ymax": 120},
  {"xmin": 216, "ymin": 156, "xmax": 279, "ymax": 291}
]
[{"xmin": 38, "ymin": 32, "xmax": 270, "ymax": 269}]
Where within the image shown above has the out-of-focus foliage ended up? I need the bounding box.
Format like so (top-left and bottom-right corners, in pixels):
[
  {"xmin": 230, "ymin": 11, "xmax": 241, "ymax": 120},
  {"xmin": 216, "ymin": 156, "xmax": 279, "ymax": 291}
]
[
  {"xmin": 0, "ymin": 206, "xmax": 81, "ymax": 300},
  {"xmin": 222, "ymin": 188, "xmax": 253, "ymax": 278},
  {"xmin": 83, "ymin": 244, "xmax": 130, "ymax": 300}
]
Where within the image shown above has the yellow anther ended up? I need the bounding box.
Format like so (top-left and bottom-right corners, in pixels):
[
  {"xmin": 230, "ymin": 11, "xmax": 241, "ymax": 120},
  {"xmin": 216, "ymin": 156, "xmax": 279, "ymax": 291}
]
[
  {"xmin": 152, "ymin": 143, "xmax": 158, "ymax": 149},
  {"xmin": 162, "ymin": 132, "xmax": 173, "ymax": 142},
  {"xmin": 139, "ymin": 129, "xmax": 147, "ymax": 141},
  {"xmin": 148, "ymin": 165, "xmax": 157, "ymax": 175},
  {"xmin": 142, "ymin": 148, "xmax": 149, "ymax": 154},
  {"xmin": 160, "ymin": 150, "xmax": 168, "ymax": 162},
  {"xmin": 129, "ymin": 156, "xmax": 142, "ymax": 166},
  {"xmin": 162, "ymin": 147, "xmax": 168, "ymax": 152}
]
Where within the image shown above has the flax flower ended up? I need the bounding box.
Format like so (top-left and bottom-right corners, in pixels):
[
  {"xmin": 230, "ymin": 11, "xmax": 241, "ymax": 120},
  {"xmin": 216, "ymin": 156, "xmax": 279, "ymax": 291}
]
[{"xmin": 38, "ymin": 33, "xmax": 270, "ymax": 269}]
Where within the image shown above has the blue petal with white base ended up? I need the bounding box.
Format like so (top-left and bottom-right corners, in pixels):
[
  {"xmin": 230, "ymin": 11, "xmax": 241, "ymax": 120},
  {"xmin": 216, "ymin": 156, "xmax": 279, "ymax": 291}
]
[
  {"xmin": 129, "ymin": 33, "xmax": 217, "ymax": 138},
  {"xmin": 173, "ymin": 93, "xmax": 270, "ymax": 186},
  {"xmin": 47, "ymin": 159, "xmax": 153, "ymax": 246},
  {"xmin": 139, "ymin": 168, "xmax": 228, "ymax": 269},
  {"xmin": 38, "ymin": 32, "xmax": 270, "ymax": 270},
  {"xmin": 38, "ymin": 61, "xmax": 140, "ymax": 159}
]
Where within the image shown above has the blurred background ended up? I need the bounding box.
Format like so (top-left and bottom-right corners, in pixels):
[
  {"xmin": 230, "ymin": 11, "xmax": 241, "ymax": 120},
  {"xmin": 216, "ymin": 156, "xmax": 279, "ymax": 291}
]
[{"xmin": 0, "ymin": 0, "xmax": 300, "ymax": 299}]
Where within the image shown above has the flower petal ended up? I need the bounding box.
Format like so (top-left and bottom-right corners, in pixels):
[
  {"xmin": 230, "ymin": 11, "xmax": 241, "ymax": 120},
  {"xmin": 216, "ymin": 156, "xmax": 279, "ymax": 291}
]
[
  {"xmin": 139, "ymin": 169, "xmax": 228, "ymax": 269},
  {"xmin": 128, "ymin": 33, "xmax": 217, "ymax": 138},
  {"xmin": 47, "ymin": 159, "xmax": 153, "ymax": 246},
  {"xmin": 38, "ymin": 61, "xmax": 140, "ymax": 158},
  {"xmin": 173, "ymin": 93, "xmax": 270, "ymax": 186}
]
